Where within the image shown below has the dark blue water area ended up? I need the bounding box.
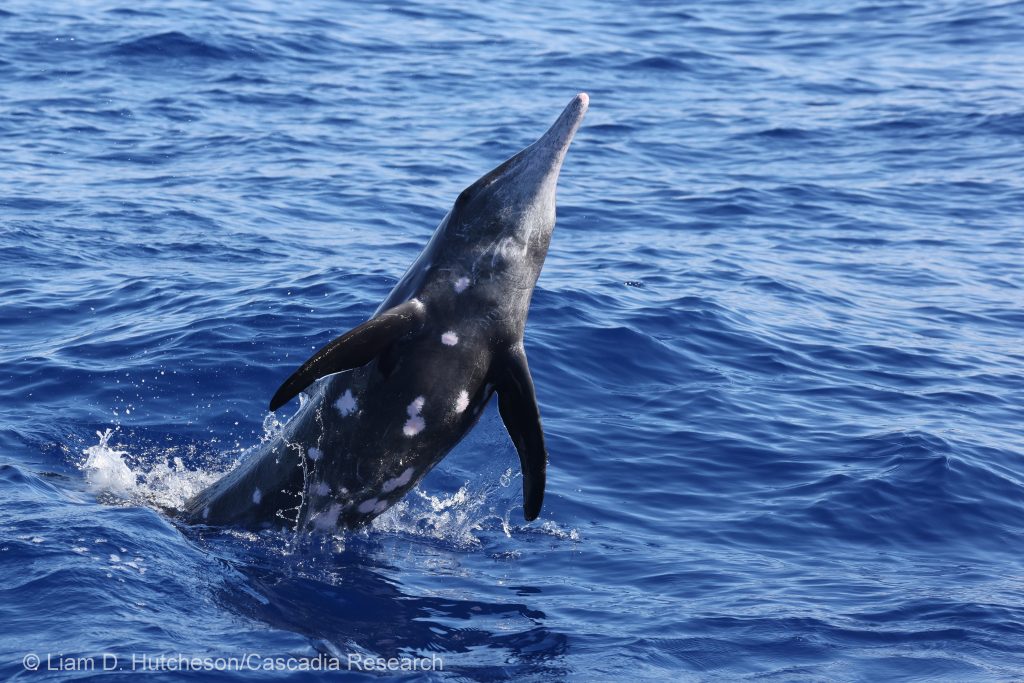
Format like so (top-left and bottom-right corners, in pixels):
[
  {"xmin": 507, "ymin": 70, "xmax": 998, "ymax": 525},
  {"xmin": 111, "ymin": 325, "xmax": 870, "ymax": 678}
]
[{"xmin": 1, "ymin": 0, "xmax": 1023, "ymax": 680}]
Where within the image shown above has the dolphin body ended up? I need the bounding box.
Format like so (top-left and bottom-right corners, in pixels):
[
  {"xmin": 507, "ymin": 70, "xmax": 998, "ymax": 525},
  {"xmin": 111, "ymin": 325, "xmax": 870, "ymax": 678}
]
[{"xmin": 181, "ymin": 93, "xmax": 589, "ymax": 532}]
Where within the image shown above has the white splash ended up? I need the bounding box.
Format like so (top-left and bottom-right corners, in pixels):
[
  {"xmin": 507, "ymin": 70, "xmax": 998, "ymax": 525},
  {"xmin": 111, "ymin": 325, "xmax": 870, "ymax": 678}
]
[
  {"xmin": 455, "ymin": 390, "xmax": 470, "ymax": 414},
  {"xmin": 371, "ymin": 484, "xmax": 485, "ymax": 547},
  {"xmin": 252, "ymin": 488, "xmax": 262, "ymax": 505},
  {"xmin": 371, "ymin": 467, "xmax": 581, "ymax": 548},
  {"xmin": 454, "ymin": 276, "xmax": 470, "ymax": 293},
  {"xmin": 441, "ymin": 331, "xmax": 459, "ymax": 346},
  {"xmin": 82, "ymin": 430, "xmax": 137, "ymax": 497},
  {"xmin": 335, "ymin": 389, "xmax": 357, "ymax": 416},
  {"xmin": 79, "ymin": 429, "xmax": 227, "ymax": 510},
  {"xmin": 538, "ymin": 521, "xmax": 582, "ymax": 542}
]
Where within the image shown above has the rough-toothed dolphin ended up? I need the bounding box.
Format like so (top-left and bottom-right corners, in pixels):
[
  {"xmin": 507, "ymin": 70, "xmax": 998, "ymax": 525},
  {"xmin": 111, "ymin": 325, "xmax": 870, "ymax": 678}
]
[{"xmin": 181, "ymin": 93, "xmax": 589, "ymax": 532}]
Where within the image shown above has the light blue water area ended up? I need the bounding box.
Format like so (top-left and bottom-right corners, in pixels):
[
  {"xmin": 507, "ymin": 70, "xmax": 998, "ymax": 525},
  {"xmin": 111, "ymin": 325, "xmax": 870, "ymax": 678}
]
[{"xmin": 1, "ymin": 1, "xmax": 1023, "ymax": 680}]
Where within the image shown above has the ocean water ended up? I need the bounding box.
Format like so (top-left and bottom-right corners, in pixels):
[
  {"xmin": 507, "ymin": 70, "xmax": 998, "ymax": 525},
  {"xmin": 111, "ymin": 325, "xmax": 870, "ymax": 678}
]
[{"xmin": 1, "ymin": 0, "xmax": 1023, "ymax": 680}]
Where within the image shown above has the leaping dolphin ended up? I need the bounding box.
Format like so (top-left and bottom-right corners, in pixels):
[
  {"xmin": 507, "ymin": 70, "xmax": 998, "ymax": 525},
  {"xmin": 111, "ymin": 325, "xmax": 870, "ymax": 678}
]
[{"xmin": 180, "ymin": 93, "xmax": 589, "ymax": 532}]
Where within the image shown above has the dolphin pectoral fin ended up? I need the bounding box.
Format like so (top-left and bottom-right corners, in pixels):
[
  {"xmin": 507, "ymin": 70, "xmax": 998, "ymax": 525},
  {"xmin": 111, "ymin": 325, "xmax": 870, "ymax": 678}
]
[
  {"xmin": 269, "ymin": 299, "xmax": 425, "ymax": 411},
  {"xmin": 495, "ymin": 347, "xmax": 548, "ymax": 522}
]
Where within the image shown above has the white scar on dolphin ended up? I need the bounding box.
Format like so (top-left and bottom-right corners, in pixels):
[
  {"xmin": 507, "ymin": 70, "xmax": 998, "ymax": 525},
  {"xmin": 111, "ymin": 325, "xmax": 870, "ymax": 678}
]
[{"xmin": 180, "ymin": 93, "xmax": 589, "ymax": 532}]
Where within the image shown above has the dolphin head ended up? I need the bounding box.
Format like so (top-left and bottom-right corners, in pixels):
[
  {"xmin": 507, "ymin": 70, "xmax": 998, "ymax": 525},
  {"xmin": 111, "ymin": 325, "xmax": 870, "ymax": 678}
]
[{"xmin": 440, "ymin": 93, "xmax": 588, "ymax": 278}]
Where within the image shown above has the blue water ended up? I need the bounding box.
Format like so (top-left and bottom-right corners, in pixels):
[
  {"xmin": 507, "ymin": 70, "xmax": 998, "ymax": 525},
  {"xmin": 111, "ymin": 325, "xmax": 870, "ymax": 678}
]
[{"xmin": 2, "ymin": 0, "xmax": 1023, "ymax": 680}]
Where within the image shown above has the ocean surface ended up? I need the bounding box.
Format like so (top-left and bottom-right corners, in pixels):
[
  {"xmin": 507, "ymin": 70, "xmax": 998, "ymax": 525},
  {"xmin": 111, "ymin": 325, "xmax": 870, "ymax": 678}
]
[{"xmin": 1, "ymin": 1, "xmax": 1023, "ymax": 680}]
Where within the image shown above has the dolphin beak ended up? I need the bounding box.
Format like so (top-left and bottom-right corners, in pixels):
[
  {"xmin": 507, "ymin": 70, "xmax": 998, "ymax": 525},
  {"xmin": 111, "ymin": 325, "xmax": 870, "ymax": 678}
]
[
  {"xmin": 505, "ymin": 93, "xmax": 588, "ymax": 199},
  {"xmin": 532, "ymin": 92, "xmax": 589, "ymax": 174},
  {"xmin": 464, "ymin": 93, "xmax": 588, "ymax": 207}
]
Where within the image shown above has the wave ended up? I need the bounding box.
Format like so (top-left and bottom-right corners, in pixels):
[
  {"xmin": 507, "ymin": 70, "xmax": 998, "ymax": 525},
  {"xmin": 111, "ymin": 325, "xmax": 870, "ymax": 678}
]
[{"xmin": 108, "ymin": 31, "xmax": 264, "ymax": 62}]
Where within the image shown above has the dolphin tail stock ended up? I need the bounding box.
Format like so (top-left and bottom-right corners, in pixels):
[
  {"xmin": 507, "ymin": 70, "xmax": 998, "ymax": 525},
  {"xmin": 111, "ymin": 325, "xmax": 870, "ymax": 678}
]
[
  {"xmin": 493, "ymin": 346, "xmax": 548, "ymax": 521},
  {"xmin": 268, "ymin": 299, "xmax": 426, "ymax": 411}
]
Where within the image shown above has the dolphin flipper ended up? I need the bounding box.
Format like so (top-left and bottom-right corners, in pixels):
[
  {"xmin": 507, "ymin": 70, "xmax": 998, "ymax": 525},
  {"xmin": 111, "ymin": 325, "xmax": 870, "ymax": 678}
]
[
  {"xmin": 495, "ymin": 347, "xmax": 548, "ymax": 521},
  {"xmin": 269, "ymin": 299, "xmax": 425, "ymax": 411}
]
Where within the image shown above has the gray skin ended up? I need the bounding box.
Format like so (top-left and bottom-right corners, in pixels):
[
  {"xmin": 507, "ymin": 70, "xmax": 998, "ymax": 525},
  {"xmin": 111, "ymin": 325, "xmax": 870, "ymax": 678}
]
[{"xmin": 180, "ymin": 93, "xmax": 589, "ymax": 532}]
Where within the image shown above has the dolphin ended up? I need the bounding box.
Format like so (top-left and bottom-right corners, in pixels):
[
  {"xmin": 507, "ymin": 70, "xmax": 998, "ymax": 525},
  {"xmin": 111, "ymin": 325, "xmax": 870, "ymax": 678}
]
[{"xmin": 180, "ymin": 93, "xmax": 589, "ymax": 532}]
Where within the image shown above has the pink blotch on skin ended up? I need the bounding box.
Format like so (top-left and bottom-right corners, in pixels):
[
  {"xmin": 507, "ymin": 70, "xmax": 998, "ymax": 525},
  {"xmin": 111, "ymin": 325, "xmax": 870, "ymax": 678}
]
[
  {"xmin": 383, "ymin": 467, "xmax": 415, "ymax": 493},
  {"xmin": 335, "ymin": 390, "xmax": 357, "ymax": 416},
  {"xmin": 403, "ymin": 416, "xmax": 425, "ymax": 436},
  {"xmin": 312, "ymin": 504, "xmax": 342, "ymax": 531},
  {"xmin": 403, "ymin": 396, "xmax": 426, "ymax": 436}
]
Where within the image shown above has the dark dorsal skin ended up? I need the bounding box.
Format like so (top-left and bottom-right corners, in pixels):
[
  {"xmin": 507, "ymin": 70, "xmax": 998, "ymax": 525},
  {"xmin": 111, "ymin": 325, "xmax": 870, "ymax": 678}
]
[{"xmin": 180, "ymin": 93, "xmax": 589, "ymax": 532}]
